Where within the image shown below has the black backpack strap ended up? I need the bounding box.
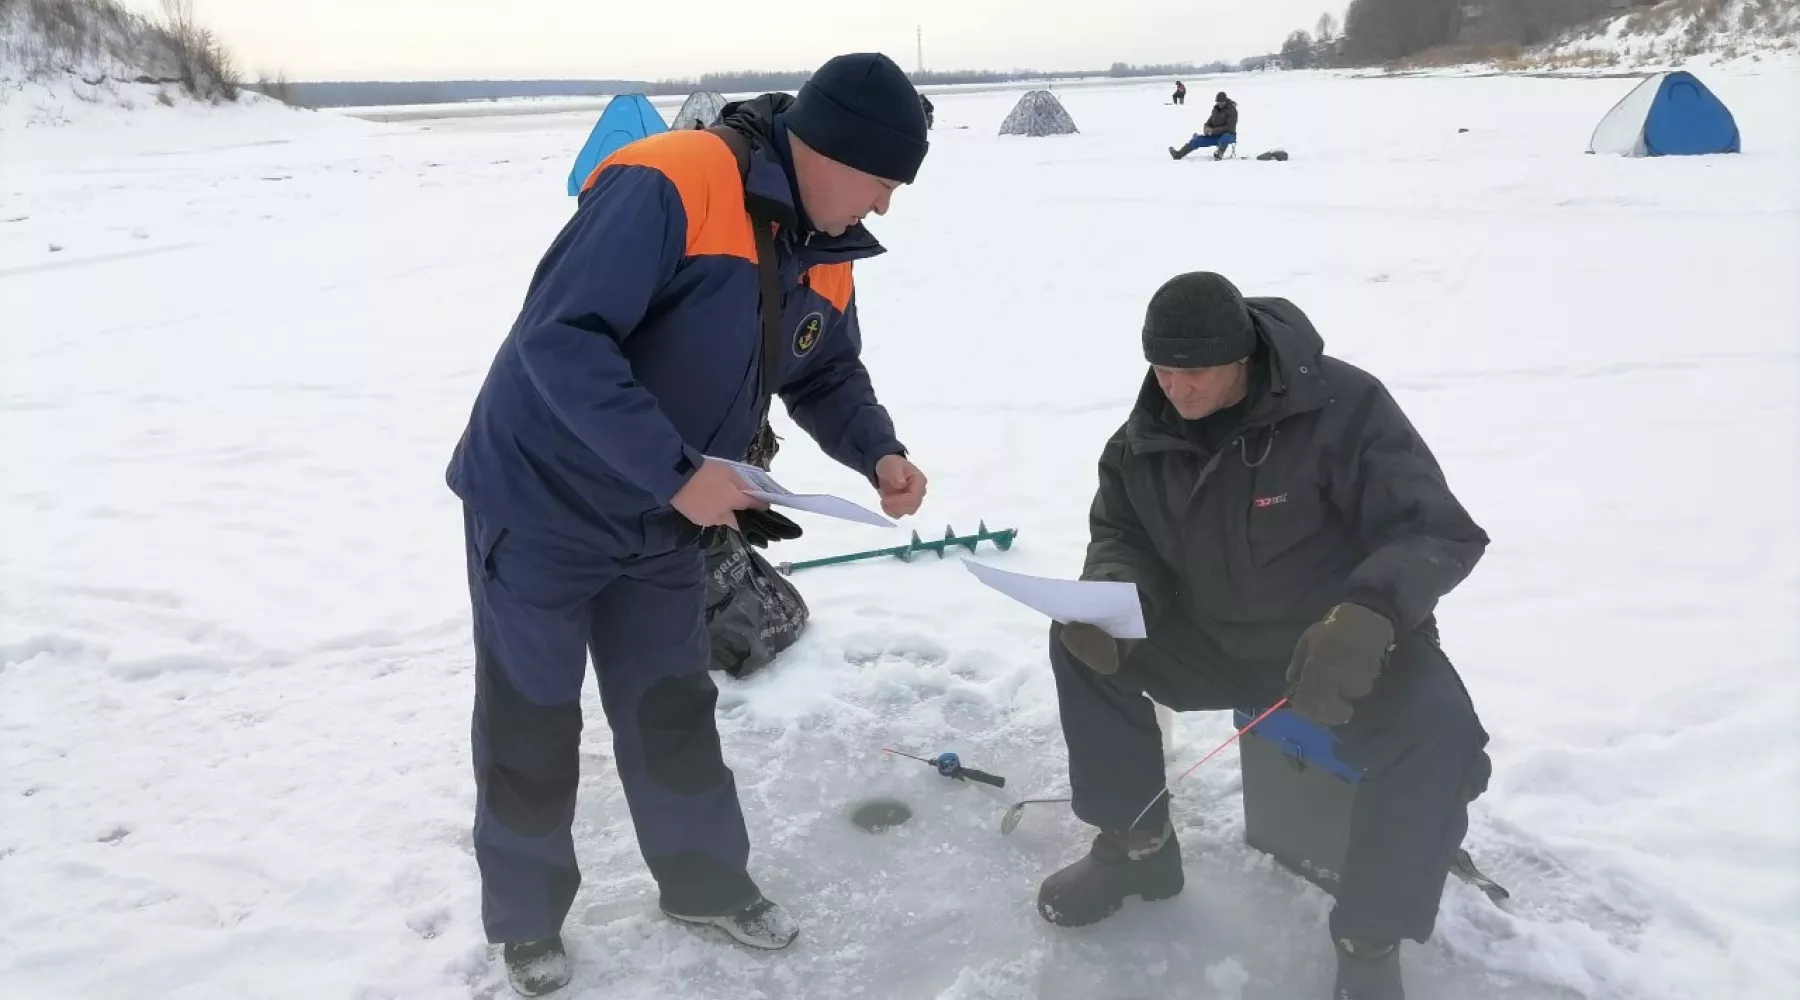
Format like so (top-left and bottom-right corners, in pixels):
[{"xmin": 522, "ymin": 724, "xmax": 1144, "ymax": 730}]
[
  {"xmin": 706, "ymin": 126, "xmax": 784, "ymax": 423},
  {"xmin": 748, "ymin": 216, "xmax": 783, "ymax": 428},
  {"xmin": 706, "ymin": 124, "xmax": 753, "ymax": 178}
]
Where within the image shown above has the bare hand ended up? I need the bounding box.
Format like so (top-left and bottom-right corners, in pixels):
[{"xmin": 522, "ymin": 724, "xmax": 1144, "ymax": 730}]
[
  {"xmin": 671, "ymin": 460, "xmax": 761, "ymax": 528},
  {"xmin": 874, "ymin": 454, "xmax": 928, "ymax": 518}
]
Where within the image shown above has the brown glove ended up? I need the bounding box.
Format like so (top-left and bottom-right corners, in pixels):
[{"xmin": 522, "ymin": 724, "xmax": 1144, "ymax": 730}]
[
  {"xmin": 1060, "ymin": 565, "xmax": 1149, "ymax": 675},
  {"xmin": 1285, "ymin": 603, "xmax": 1395, "ymax": 725},
  {"xmin": 1059, "ymin": 622, "xmax": 1126, "ymax": 675}
]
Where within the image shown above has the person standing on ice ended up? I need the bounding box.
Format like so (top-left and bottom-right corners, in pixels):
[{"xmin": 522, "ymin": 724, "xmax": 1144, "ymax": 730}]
[
  {"xmin": 1171, "ymin": 80, "xmax": 1187, "ymax": 105},
  {"xmin": 1169, "ymin": 91, "xmax": 1237, "ymax": 160},
  {"xmin": 1038, "ymin": 272, "xmax": 1492, "ymax": 1000},
  {"xmin": 445, "ymin": 52, "xmax": 931, "ymax": 996}
]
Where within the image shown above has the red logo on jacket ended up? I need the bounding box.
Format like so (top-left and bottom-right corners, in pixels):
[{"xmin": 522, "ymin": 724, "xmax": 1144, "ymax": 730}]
[{"xmin": 1253, "ymin": 494, "xmax": 1288, "ymax": 509}]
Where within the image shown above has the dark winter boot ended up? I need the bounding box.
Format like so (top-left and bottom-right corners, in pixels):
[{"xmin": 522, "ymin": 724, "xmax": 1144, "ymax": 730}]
[
  {"xmin": 1169, "ymin": 145, "xmax": 1189, "ymax": 160},
  {"xmin": 663, "ymin": 895, "xmax": 799, "ymax": 950},
  {"xmin": 1037, "ymin": 824, "xmax": 1183, "ymax": 927},
  {"xmin": 1333, "ymin": 938, "xmax": 1404, "ymax": 1000},
  {"xmin": 502, "ymin": 936, "xmax": 571, "ymax": 997}
]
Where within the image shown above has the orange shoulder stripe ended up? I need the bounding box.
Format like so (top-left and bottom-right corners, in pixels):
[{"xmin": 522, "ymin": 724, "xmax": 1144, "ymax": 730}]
[
  {"xmin": 807, "ymin": 261, "xmax": 854, "ymax": 314},
  {"xmin": 580, "ymin": 130, "xmax": 755, "ymax": 263}
]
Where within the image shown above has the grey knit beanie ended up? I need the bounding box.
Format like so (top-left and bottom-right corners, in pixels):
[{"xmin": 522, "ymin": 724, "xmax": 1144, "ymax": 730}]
[{"xmin": 1141, "ymin": 272, "xmax": 1256, "ymax": 368}]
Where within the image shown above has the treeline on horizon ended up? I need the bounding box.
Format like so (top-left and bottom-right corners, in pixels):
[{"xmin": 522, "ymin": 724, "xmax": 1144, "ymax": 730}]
[{"xmin": 260, "ymin": 61, "xmax": 1242, "ymax": 109}]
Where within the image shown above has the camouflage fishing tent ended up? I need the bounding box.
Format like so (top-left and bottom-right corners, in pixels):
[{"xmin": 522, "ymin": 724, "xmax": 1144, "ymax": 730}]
[
  {"xmin": 672, "ymin": 90, "xmax": 729, "ymax": 130},
  {"xmin": 999, "ymin": 90, "xmax": 1077, "ymax": 136}
]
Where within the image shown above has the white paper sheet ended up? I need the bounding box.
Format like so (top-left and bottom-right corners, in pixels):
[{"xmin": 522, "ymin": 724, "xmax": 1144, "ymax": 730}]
[
  {"xmin": 717, "ymin": 459, "xmax": 895, "ymax": 528},
  {"xmin": 962, "ymin": 560, "xmax": 1148, "ymax": 639}
]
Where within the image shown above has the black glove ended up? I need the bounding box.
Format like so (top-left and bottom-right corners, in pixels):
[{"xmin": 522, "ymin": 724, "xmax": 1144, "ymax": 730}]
[
  {"xmin": 736, "ymin": 509, "xmax": 802, "ymax": 549},
  {"xmin": 1285, "ymin": 603, "xmax": 1395, "ymax": 726}
]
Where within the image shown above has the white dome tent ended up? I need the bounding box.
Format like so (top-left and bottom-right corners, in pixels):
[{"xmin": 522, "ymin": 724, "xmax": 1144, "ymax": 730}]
[
  {"xmin": 998, "ymin": 90, "xmax": 1077, "ymax": 137},
  {"xmin": 1587, "ymin": 71, "xmax": 1740, "ymax": 157}
]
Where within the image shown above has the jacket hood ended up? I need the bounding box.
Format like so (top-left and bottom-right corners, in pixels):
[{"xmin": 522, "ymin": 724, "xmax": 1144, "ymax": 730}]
[
  {"xmin": 1127, "ymin": 296, "xmax": 1332, "ymax": 454},
  {"xmin": 716, "ymin": 93, "xmax": 886, "ymax": 265}
]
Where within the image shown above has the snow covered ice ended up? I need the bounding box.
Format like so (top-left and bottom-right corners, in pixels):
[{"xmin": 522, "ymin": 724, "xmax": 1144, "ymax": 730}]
[{"xmin": 3, "ymin": 63, "xmax": 1798, "ymax": 1000}]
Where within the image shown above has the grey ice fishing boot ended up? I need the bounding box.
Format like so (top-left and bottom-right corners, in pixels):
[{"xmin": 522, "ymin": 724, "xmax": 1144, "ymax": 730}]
[
  {"xmin": 663, "ymin": 894, "xmax": 799, "ymax": 950},
  {"xmin": 1037, "ymin": 823, "xmax": 1183, "ymax": 927},
  {"xmin": 1333, "ymin": 938, "xmax": 1404, "ymax": 1000}
]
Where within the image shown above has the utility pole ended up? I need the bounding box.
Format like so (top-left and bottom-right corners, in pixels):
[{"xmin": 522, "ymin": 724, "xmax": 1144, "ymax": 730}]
[{"xmin": 916, "ymin": 25, "xmax": 923, "ymax": 73}]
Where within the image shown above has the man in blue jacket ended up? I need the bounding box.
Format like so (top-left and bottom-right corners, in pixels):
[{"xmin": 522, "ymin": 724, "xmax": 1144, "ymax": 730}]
[{"xmin": 446, "ymin": 53, "xmax": 930, "ymax": 995}]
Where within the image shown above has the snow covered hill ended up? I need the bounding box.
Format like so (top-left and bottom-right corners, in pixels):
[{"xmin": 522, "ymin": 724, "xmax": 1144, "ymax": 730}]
[
  {"xmin": 2, "ymin": 65, "xmax": 1797, "ymax": 1000},
  {"xmin": 1534, "ymin": 0, "xmax": 1799, "ymax": 69},
  {"xmin": 1, "ymin": 0, "xmax": 259, "ymax": 127}
]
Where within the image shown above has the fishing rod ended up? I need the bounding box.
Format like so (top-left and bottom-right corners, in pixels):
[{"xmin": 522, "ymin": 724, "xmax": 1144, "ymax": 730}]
[
  {"xmin": 883, "ymin": 748, "xmax": 1007, "ymax": 789},
  {"xmin": 1126, "ymin": 697, "xmax": 1289, "ymax": 831}
]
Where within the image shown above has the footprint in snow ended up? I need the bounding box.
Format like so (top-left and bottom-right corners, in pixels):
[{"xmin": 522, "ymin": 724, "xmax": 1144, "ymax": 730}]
[
  {"xmin": 842, "ymin": 635, "xmax": 950, "ymax": 669},
  {"xmin": 405, "ymin": 906, "xmax": 452, "ymax": 940},
  {"xmin": 579, "ymin": 899, "xmax": 645, "ymax": 928}
]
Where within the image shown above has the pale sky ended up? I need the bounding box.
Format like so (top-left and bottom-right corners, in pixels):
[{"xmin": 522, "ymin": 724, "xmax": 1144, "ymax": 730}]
[{"xmin": 121, "ymin": 0, "xmax": 1344, "ymax": 82}]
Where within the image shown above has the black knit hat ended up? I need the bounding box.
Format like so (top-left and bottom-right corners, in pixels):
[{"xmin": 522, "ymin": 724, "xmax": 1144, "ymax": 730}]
[
  {"xmin": 786, "ymin": 53, "xmax": 929, "ymax": 184},
  {"xmin": 1142, "ymin": 272, "xmax": 1256, "ymax": 368}
]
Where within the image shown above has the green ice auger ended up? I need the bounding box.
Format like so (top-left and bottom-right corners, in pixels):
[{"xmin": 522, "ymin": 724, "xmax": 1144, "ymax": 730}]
[{"xmin": 776, "ymin": 522, "xmax": 1017, "ymax": 575}]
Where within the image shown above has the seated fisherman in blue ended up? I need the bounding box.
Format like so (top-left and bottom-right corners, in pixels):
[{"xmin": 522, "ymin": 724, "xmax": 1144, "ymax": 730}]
[{"xmin": 1170, "ymin": 92, "xmax": 1239, "ymax": 160}]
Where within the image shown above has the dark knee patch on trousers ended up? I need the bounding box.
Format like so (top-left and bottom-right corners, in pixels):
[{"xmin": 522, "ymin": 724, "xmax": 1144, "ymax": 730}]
[
  {"xmin": 545, "ymin": 864, "xmax": 581, "ymax": 931},
  {"xmin": 477, "ymin": 650, "xmax": 583, "ymax": 837},
  {"xmin": 638, "ymin": 672, "xmax": 730, "ymax": 796}
]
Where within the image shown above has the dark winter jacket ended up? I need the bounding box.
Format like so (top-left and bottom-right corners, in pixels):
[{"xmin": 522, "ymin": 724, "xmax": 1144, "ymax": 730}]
[
  {"xmin": 447, "ymin": 94, "xmax": 905, "ymax": 556},
  {"xmin": 1082, "ymin": 299, "xmax": 1487, "ymax": 668},
  {"xmin": 1204, "ymin": 99, "xmax": 1238, "ymax": 135}
]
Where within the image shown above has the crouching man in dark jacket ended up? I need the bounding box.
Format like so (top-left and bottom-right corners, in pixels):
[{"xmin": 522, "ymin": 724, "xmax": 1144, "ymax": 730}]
[{"xmin": 1039, "ymin": 272, "xmax": 1492, "ymax": 1000}]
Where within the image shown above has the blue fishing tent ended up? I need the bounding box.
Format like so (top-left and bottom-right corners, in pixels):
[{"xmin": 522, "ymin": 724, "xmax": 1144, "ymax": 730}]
[
  {"xmin": 567, "ymin": 94, "xmax": 668, "ymax": 195},
  {"xmin": 1587, "ymin": 71, "xmax": 1740, "ymax": 157}
]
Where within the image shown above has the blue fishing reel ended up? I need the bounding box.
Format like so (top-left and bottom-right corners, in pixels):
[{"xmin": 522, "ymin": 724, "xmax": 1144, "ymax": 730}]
[{"xmin": 932, "ymin": 751, "xmax": 1005, "ymax": 788}]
